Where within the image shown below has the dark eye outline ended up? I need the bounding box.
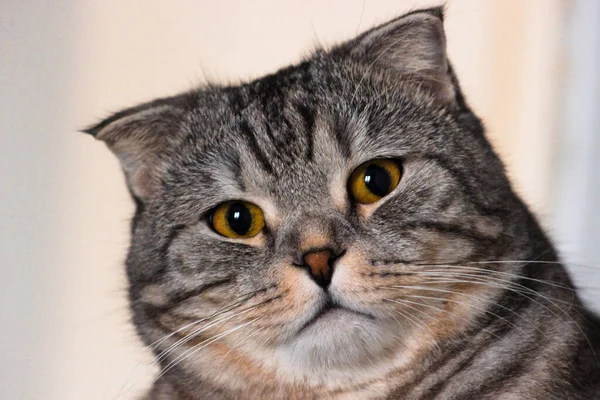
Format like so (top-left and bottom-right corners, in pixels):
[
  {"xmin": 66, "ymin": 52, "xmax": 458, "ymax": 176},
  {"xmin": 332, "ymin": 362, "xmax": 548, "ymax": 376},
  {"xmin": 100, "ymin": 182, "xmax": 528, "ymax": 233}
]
[
  {"xmin": 208, "ymin": 200, "xmax": 265, "ymax": 239},
  {"xmin": 347, "ymin": 158, "xmax": 403, "ymax": 204}
]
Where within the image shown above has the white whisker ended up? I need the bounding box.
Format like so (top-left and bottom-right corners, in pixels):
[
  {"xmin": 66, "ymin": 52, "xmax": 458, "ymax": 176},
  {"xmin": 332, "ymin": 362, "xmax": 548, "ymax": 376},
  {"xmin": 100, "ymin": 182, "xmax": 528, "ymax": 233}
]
[
  {"xmin": 410, "ymin": 271, "xmax": 597, "ymax": 365},
  {"xmin": 154, "ymin": 318, "xmax": 260, "ymax": 383},
  {"xmin": 155, "ymin": 303, "xmax": 262, "ymax": 364},
  {"xmin": 386, "ymin": 297, "xmax": 503, "ymax": 342},
  {"xmin": 382, "ymin": 285, "xmax": 543, "ymax": 341}
]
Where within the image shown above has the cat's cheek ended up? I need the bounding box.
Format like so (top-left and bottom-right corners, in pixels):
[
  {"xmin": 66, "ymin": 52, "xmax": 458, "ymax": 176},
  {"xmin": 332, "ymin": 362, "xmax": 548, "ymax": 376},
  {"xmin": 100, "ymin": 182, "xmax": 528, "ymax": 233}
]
[
  {"xmin": 329, "ymin": 248, "xmax": 375, "ymax": 306},
  {"xmin": 277, "ymin": 264, "xmax": 323, "ymax": 320},
  {"xmin": 138, "ymin": 284, "xmax": 169, "ymax": 308},
  {"xmin": 413, "ymin": 231, "xmax": 476, "ymax": 263},
  {"xmin": 279, "ymin": 264, "xmax": 319, "ymax": 297}
]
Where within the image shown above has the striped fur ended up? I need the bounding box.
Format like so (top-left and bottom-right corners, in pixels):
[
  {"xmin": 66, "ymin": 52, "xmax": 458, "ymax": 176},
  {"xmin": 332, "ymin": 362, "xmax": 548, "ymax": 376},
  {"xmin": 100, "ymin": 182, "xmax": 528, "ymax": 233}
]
[{"xmin": 85, "ymin": 7, "xmax": 600, "ymax": 399}]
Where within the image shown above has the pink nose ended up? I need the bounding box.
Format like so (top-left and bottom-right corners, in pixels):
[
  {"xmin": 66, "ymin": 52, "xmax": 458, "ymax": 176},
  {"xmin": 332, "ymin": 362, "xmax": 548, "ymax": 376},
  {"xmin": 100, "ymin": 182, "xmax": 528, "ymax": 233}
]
[{"xmin": 302, "ymin": 249, "xmax": 333, "ymax": 288}]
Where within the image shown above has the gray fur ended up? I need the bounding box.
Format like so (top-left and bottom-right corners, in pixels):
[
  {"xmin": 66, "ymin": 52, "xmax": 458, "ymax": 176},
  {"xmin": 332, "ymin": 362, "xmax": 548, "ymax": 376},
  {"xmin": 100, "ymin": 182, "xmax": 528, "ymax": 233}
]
[{"xmin": 85, "ymin": 7, "xmax": 600, "ymax": 399}]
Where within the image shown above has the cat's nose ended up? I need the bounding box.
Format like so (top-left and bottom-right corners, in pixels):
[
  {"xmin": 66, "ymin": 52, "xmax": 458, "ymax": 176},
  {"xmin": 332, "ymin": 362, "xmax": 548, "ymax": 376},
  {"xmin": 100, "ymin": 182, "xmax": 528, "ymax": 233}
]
[{"xmin": 300, "ymin": 248, "xmax": 341, "ymax": 289}]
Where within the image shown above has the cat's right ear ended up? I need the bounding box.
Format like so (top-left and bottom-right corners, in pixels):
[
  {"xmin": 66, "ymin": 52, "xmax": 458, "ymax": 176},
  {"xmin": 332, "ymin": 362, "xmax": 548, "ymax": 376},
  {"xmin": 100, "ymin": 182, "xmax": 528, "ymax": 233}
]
[
  {"xmin": 333, "ymin": 7, "xmax": 455, "ymax": 105},
  {"xmin": 82, "ymin": 98, "xmax": 186, "ymax": 201}
]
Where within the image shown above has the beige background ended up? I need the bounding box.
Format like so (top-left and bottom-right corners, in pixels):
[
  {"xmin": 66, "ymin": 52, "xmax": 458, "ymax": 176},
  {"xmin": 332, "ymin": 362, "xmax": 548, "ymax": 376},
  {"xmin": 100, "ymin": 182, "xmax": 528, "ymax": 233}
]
[{"xmin": 3, "ymin": 1, "xmax": 597, "ymax": 399}]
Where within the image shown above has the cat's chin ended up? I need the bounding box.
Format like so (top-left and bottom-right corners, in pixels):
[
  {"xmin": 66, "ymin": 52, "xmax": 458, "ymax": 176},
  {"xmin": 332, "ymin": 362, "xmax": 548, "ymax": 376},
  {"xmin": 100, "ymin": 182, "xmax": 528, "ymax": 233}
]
[{"xmin": 273, "ymin": 308, "xmax": 401, "ymax": 378}]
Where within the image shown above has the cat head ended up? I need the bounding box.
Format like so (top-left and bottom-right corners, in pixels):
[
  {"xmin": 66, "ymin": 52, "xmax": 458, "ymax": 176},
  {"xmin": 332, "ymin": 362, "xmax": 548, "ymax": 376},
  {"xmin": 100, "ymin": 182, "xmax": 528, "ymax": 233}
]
[{"xmin": 86, "ymin": 7, "xmax": 536, "ymax": 389}]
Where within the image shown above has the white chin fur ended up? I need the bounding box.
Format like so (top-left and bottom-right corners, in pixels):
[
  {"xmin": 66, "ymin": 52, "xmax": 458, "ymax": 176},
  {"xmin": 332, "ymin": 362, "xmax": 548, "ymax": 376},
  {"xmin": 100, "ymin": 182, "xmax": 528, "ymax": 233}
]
[{"xmin": 273, "ymin": 311, "xmax": 400, "ymax": 384}]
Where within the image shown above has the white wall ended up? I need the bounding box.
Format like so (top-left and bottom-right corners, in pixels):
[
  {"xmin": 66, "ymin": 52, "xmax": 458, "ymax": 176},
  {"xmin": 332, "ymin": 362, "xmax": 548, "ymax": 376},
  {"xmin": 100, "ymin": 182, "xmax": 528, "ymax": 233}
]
[
  {"xmin": 2, "ymin": 1, "xmax": 594, "ymax": 399},
  {"xmin": 553, "ymin": 0, "xmax": 600, "ymax": 312},
  {"xmin": 1, "ymin": 1, "xmax": 80, "ymax": 397}
]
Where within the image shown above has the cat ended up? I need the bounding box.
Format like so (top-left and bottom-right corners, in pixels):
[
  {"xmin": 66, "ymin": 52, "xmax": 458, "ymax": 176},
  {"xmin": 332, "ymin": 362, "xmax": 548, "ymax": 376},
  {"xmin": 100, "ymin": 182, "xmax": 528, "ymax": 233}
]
[{"xmin": 84, "ymin": 7, "xmax": 600, "ymax": 399}]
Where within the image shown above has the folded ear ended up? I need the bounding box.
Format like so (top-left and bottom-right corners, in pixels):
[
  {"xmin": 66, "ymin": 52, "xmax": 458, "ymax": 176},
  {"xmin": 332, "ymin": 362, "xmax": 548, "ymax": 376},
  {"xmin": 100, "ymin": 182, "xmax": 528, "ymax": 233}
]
[
  {"xmin": 83, "ymin": 98, "xmax": 187, "ymax": 201},
  {"xmin": 336, "ymin": 7, "xmax": 454, "ymax": 104}
]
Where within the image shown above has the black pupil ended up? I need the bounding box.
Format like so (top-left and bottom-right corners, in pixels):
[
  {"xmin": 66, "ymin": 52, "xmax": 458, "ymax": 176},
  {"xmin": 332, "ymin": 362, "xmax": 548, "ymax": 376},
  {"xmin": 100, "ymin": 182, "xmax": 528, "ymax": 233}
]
[
  {"xmin": 364, "ymin": 164, "xmax": 391, "ymax": 197},
  {"xmin": 227, "ymin": 203, "xmax": 253, "ymax": 235}
]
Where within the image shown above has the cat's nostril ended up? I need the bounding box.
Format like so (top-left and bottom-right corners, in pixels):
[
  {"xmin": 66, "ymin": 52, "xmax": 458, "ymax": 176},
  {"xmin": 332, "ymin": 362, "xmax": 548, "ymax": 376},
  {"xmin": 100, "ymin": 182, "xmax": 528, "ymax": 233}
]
[{"xmin": 299, "ymin": 248, "xmax": 340, "ymax": 289}]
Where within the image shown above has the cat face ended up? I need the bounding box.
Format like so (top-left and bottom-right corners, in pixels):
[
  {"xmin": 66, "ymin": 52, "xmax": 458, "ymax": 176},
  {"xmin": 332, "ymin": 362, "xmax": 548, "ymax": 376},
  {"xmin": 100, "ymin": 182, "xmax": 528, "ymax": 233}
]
[{"xmin": 87, "ymin": 8, "xmax": 526, "ymax": 388}]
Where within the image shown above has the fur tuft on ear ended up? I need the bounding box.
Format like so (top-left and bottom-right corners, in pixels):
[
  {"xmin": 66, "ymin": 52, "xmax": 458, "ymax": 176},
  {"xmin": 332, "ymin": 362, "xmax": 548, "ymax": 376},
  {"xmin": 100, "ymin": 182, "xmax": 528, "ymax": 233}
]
[
  {"xmin": 83, "ymin": 97, "xmax": 188, "ymax": 201},
  {"xmin": 336, "ymin": 7, "xmax": 455, "ymax": 104}
]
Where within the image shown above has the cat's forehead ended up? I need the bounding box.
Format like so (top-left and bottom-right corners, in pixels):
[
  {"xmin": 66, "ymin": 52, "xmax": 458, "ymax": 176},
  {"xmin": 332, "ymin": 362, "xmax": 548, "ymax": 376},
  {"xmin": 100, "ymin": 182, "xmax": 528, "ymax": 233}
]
[
  {"xmin": 176, "ymin": 60, "xmax": 457, "ymax": 209},
  {"xmin": 192, "ymin": 104, "xmax": 346, "ymax": 208}
]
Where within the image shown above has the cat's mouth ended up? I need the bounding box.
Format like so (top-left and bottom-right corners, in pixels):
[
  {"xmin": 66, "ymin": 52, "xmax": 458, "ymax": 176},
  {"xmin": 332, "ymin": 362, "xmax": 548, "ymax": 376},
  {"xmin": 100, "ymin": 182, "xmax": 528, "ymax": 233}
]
[{"xmin": 296, "ymin": 298, "xmax": 375, "ymax": 336}]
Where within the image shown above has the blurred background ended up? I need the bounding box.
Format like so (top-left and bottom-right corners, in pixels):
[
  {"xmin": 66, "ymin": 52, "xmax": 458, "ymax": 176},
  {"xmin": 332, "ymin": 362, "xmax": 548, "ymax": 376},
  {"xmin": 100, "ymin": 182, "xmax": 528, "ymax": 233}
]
[{"xmin": 1, "ymin": 0, "xmax": 599, "ymax": 398}]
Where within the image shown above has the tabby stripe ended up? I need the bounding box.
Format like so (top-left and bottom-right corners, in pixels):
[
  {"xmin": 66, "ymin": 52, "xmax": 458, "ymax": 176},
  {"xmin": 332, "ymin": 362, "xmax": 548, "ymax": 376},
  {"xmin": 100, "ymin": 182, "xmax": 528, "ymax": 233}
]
[
  {"xmin": 160, "ymin": 290, "xmax": 281, "ymax": 325},
  {"xmin": 132, "ymin": 223, "xmax": 187, "ymax": 286},
  {"xmin": 130, "ymin": 192, "xmax": 145, "ymax": 234},
  {"xmin": 477, "ymin": 266, "xmax": 537, "ymax": 327},
  {"xmin": 262, "ymin": 121, "xmax": 282, "ymax": 151},
  {"xmin": 294, "ymin": 101, "xmax": 315, "ymax": 161},
  {"xmin": 388, "ymin": 265, "xmax": 541, "ymax": 398},
  {"xmin": 423, "ymin": 351, "xmax": 485, "ymax": 398},
  {"xmin": 421, "ymin": 154, "xmax": 508, "ymax": 217},
  {"xmin": 399, "ymin": 220, "xmax": 496, "ymax": 243},
  {"xmin": 455, "ymin": 356, "xmax": 530, "ymax": 399},
  {"xmin": 389, "ymin": 347, "xmax": 479, "ymax": 399},
  {"xmin": 162, "ymin": 224, "xmax": 187, "ymax": 257},
  {"xmin": 153, "ymin": 278, "xmax": 234, "ymax": 314},
  {"xmin": 333, "ymin": 114, "xmax": 352, "ymax": 158},
  {"xmin": 389, "ymin": 291, "xmax": 527, "ymax": 399},
  {"xmin": 238, "ymin": 119, "xmax": 275, "ymax": 175},
  {"xmin": 418, "ymin": 340, "xmax": 503, "ymax": 399},
  {"xmin": 226, "ymin": 87, "xmax": 246, "ymax": 113}
]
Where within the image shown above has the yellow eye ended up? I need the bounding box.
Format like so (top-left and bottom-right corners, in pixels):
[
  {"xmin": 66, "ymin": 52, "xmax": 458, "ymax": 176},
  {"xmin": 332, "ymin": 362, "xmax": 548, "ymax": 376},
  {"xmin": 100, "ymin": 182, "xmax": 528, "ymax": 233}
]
[
  {"xmin": 348, "ymin": 159, "xmax": 402, "ymax": 204},
  {"xmin": 209, "ymin": 201, "xmax": 265, "ymax": 239}
]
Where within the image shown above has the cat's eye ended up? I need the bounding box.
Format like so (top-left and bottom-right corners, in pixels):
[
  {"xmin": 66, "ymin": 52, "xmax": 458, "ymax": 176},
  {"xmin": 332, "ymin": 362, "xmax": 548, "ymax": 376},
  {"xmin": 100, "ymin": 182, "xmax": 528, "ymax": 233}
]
[
  {"xmin": 209, "ymin": 201, "xmax": 265, "ymax": 239},
  {"xmin": 348, "ymin": 159, "xmax": 402, "ymax": 204}
]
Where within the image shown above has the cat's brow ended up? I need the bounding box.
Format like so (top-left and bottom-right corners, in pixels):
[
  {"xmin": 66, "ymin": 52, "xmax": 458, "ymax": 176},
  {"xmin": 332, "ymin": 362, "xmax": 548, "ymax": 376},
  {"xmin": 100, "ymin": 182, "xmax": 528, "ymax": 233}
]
[{"xmin": 238, "ymin": 118, "xmax": 275, "ymax": 175}]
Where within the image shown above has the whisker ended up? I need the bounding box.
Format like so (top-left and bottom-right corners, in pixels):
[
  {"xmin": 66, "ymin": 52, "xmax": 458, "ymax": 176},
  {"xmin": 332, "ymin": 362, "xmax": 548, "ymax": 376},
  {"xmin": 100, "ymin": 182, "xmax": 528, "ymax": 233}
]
[
  {"xmin": 209, "ymin": 325, "xmax": 270, "ymax": 377},
  {"xmin": 148, "ymin": 288, "xmax": 270, "ymax": 350},
  {"xmin": 411, "ymin": 272, "xmax": 598, "ymax": 366},
  {"xmin": 415, "ymin": 264, "xmax": 575, "ymax": 291},
  {"xmin": 416, "ymin": 270, "xmax": 580, "ymax": 311},
  {"xmin": 154, "ymin": 318, "xmax": 260, "ymax": 383},
  {"xmin": 407, "ymin": 292, "xmax": 537, "ymax": 343},
  {"xmin": 417, "ymin": 275, "xmax": 582, "ymax": 323},
  {"xmin": 154, "ymin": 295, "xmax": 275, "ymax": 364},
  {"xmin": 385, "ymin": 298, "xmax": 503, "ymax": 341},
  {"xmin": 381, "ymin": 285, "xmax": 543, "ymax": 341},
  {"xmin": 222, "ymin": 325, "xmax": 268, "ymax": 360},
  {"xmin": 115, "ymin": 290, "xmax": 261, "ymax": 398},
  {"xmin": 390, "ymin": 299, "xmax": 436, "ymax": 328},
  {"xmin": 150, "ymin": 306, "xmax": 239, "ymax": 352},
  {"xmin": 355, "ymin": 0, "xmax": 366, "ymax": 35},
  {"xmin": 155, "ymin": 312, "xmax": 240, "ymax": 364},
  {"xmin": 150, "ymin": 318, "xmax": 209, "ymax": 350},
  {"xmin": 390, "ymin": 306, "xmax": 437, "ymax": 338},
  {"xmin": 467, "ymin": 259, "xmax": 600, "ymax": 272}
]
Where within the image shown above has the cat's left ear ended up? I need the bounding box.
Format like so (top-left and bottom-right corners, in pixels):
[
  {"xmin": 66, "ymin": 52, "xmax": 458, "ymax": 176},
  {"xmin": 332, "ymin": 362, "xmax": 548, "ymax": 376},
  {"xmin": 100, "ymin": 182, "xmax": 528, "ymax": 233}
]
[
  {"xmin": 82, "ymin": 97, "xmax": 188, "ymax": 201},
  {"xmin": 335, "ymin": 7, "xmax": 455, "ymax": 104}
]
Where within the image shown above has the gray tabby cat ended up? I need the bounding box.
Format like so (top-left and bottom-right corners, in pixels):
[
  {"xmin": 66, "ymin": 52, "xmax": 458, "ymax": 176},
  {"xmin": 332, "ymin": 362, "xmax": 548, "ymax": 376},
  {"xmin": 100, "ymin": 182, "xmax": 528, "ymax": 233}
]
[{"xmin": 85, "ymin": 7, "xmax": 600, "ymax": 399}]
